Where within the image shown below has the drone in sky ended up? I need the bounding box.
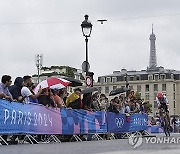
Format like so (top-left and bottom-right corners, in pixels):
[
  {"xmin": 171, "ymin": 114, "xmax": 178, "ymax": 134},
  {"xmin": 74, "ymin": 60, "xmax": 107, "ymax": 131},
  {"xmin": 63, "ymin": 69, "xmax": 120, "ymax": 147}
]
[{"xmin": 97, "ymin": 19, "xmax": 107, "ymax": 24}]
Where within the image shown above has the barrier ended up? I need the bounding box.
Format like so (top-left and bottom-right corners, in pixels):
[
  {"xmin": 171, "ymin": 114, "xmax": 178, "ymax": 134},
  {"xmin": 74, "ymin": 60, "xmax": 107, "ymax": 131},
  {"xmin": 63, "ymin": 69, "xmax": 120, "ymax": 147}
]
[
  {"xmin": 147, "ymin": 125, "xmax": 164, "ymax": 133},
  {"xmin": 60, "ymin": 108, "xmax": 107, "ymax": 134},
  {"xmin": 0, "ymin": 99, "xmax": 148, "ymax": 135},
  {"xmin": 0, "ymin": 99, "xmax": 62, "ymax": 134},
  {"xmin": 0, "ymin": 99, "xmax": 107, "ymax": 134},
  {"xmin": 107, "ymin": 112, "xmax": 148, "ymax": 133}
]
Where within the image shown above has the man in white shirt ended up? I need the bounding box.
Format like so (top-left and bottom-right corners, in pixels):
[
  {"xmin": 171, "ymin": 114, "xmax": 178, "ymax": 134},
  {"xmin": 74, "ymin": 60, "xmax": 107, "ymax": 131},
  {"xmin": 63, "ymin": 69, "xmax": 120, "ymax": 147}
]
[{"xmin": 21, "ymin": 76, "xmax": 42, "ymax": 103}]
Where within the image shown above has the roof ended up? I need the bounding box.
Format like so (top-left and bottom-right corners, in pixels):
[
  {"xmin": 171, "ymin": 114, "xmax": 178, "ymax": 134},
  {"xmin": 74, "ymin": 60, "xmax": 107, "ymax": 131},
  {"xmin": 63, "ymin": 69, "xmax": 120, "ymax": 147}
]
[{"xmin": 98, "ymin": 67, "xmax": 180, "ymax": 78}]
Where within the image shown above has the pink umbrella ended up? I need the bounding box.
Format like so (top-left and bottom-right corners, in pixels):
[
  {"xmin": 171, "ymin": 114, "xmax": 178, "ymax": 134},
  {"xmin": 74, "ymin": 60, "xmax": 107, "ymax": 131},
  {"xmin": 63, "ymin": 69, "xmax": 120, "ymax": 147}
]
[{"xmin": 34, "ymin": 77, "xmax": 71, "ymax": 94}]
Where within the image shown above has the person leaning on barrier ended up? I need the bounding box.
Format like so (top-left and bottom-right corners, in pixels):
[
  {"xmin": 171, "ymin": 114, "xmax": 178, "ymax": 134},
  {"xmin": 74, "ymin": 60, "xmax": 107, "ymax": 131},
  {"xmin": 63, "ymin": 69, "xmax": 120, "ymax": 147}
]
[
  {"xmin": 0, "ymin": 75, "xmax": 14, "ymax": 101},
  {"xmin": 38, "ymin": 88, "xmax": 56, "ymax": 108},
  {"xmin": 0, "ymin": 75, "xmax": 15, "ymax": 144},
  {"xmin": 91, "ymin": 92, "xmax": 100, "ymax": 111},
  {"xmin": 58, "ymin": 88, "xmax": 69, "ymax": 108},
  {"xmin": 66, "ymin": 88, "xmax": 82, "ymax": 109},
  {"xmin": 128, "ymin": 99, "xmax": 140, "ymax": 114},
  {"xmin": 82, "ymin": 93, "xmax": 93, "ymax": 111},
  {"xmin": 108, "ymin": 98, "xmax": 119, "ymax": 113},
  {"xmin": 99, "ymin": 94, "xmax": 110, "ymax": 111},
  {"xmin": 21, "ymin": 75, "xmax": 42, "ymax": 104},
  {"xmin": 9, "ymin": 77, "xmax": 24, "ymax": 102},
  {"xmin": 51, "ymin": 88, "xmax": 67, "ymax": 108}
]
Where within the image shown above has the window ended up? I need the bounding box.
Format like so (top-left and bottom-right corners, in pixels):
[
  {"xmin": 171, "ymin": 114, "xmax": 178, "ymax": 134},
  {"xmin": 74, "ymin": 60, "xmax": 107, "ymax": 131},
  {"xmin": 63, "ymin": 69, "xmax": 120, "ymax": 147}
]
[
  {"xmin": 174, "ymin": 93, "xmax": 176, "ymax": 100},
  {"xmin": 154, "ymin": 101, "xmax": 158, "ymax": 108},
  {"xmin": 174, "ymin": 101, "xmax": 176, "ymax": 108},
  {"xmin": 112, "ymin": 77, "xmax": 117, "ymax": 83},
  {"xmin": 130, "ymin": 76, "xmax": 134, "ymax": 81},
  {"xmin": 162, "ymin": 84, "xmax": 166, "ymax": 91},
  {"xmin": 154, "ymin": 74, "xmax": 159, "ymax": 81},
  {"xmin": 173, "ymin": 84, "xmax": 176, "ymax": 91},
  {"xmin": 148, "ymin": 75, "xmax": 153, "ymax": 81},
  {"xmin": 136, "ymin": 76, "xmax": 140, "ymax": 80},
  {"xmin": 113, "ymin": 86, "xmax": 117, "ymax": 90},
  {"xmin": 121, "ymin": 85, "xmax": 125, "ymax": 88},
  {"xmin": 105, "ymin": 86, "xmax": 109, "ymax": 94},
  {"xmin": 171, "ymin": 74, "xmax": 174, "ymax": 79},
  {"xmin": 124, "ymin": 76, "xmax": 127, "ymax": 82},
  {"xmin": 145, "ymin": 84, "xmax": 149, "ymax": 92},
  {"xmin": 145, "ymin": 93, "xmax": 149, "ymax": 100},
  {"xmin": 160, "ymin": 74, "xmax": 165, "ymax": 80},
  {"xmin": 106, "ymin": 77, "xmax": 111, "ymax": 84},
  {"xmin": 154, "ymin": 92, "xmax": 158, "ymax": 100},
  {"xmin": 137, "ymin": 85, "xmax": 141, "ymax": 92},
  {"xmin": 100, "ymin": 77, "xmax": 105, "ymax": 84},
  {"xmin": 154, "ymin": 84, "xmax": 158, "ymax": 91}
]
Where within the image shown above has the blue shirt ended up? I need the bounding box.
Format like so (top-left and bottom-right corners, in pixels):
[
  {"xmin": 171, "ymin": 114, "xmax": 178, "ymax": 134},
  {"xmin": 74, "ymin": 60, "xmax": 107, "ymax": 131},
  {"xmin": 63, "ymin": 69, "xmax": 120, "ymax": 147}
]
[{"xmin": 0, "ymin": 83, "xmax": 12, "ymax": 97}]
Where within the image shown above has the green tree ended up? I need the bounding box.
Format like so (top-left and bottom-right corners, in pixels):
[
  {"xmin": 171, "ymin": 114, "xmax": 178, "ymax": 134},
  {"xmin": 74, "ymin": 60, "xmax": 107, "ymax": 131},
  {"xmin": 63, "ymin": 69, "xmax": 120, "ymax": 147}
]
[
  {"xmin": 135, "ymin": 92, "xmax": 141, "ymax": 100},
  {"xmin": 144, "ymin": 102, "xmax": 152, "ymax": 114}
]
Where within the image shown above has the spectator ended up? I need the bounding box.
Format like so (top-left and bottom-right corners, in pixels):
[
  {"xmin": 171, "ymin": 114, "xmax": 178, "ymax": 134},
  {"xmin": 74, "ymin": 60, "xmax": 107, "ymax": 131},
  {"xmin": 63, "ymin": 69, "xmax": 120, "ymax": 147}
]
[
  {"xmin": 29, "ymin": 84, "xmax": 39, "ymax": 103},
  {"xmin": 82, "ymin": 93, "xmax": 92, "ymax": 111},
  {"xmin": 123, "ymin": 98, "xmax": 131, "ymax": 113},
  {"xmin": 171, "ymin": 117, "xmax": 177, "ymax": 125},
  {"xmin": 114, "ymin": 96, "xmax": 121, "ymax": 111},
  {"xmin": 8, "ymin": 77, "xmax": 24, "ymax": 143},
  {"xmin": 21, "ymin": 75, "xmax": 42, "ymax": 103},
  {"xmin": 171, "ymin": 117, "xmax": 178, "ymax": 133},
  {"xmin": 62, "ymin": 88, "xmax": 68, "ymax": 103},
  {"xmin": 58, "ymin": 88, "xmax": 68, "ymax": 108},
  {"xmin": 119, "ymin": 96, "xmax": 127, "ymax": 114},
  {"xmin": 108, "ymin": 99, "xmax": 119, "ymax": 113},
  {"xmin": 51, "ymin": 88, "xmax": 67, "ymax": 108},
  {"xmin": 129, "ymin": 99, "xmax": 140, "ymax": 113},
  {"xmin": 9, "ymin": 77, "xmax": 24, "ymax": 102},
  {"xmin": 128, "ymin": 90, "xmax": 136, "ymax": 102},
  {"xmin": 91, "ymin": 92, "xmax": 100, "ymax": 111},
  {"xmin": 138, "ymin": 99, "xmax": 145, "ymax": 113},
  {"xmin": 66, "ymin": 88, "xmax": 82, "ymax": 109},
  {"xmin": 150, "ymin": 117, "xmax": 157, "ymax": 125},
  {"xmin": 38, "ymin": 88, "xmax": 56, "ymax": 107},
  {"xmin": 0, "ymin": 75, "xmax": 14, "ymax": 101},
  {"xmin": 99, "ymin": 94, "xmax": 109, "ymax": 111},
  {"xmin": 0, "ymin": 75, "xmax": 14, "ymax": 143}
]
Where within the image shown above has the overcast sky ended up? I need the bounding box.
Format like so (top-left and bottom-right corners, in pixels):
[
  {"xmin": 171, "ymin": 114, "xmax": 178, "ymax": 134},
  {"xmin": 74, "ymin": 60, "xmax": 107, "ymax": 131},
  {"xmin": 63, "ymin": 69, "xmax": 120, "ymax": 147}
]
[{"xmin": 0, "ymin": 0, "xmax": 180, "ymax": 82}]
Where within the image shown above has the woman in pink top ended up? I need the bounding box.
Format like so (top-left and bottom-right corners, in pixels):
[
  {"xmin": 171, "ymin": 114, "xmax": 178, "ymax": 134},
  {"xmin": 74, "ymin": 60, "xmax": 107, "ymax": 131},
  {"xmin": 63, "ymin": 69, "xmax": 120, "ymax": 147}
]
[{"xmin": 51, "ymin": 89, "xmax": 65, "ymax": 108}]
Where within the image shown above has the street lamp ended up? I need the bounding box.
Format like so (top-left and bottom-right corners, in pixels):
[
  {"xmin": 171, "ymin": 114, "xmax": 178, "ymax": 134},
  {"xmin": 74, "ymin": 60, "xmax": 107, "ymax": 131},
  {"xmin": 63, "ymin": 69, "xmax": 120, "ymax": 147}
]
[
  {"xmin": 125, "ymin": 73, "xmax": 129, "ymax": 97},
  {"xmin": 35, "ymin": 54, "xmax": 43, "ymax": 84},
  {"xmin": 81, "ymin": 14, "xmax": 93, "ymax": 77}
]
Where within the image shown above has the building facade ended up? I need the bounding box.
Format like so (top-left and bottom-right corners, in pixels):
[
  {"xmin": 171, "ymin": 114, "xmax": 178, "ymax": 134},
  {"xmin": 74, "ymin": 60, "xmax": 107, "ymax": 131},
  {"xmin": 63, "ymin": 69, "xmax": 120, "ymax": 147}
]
[
  {"xmin": 32, "ymin": 65, "xmax": 85, "ymax": 93},
  {"xmin": 95, "ymin": 67, "xmax": 180, "ymax": 116}
]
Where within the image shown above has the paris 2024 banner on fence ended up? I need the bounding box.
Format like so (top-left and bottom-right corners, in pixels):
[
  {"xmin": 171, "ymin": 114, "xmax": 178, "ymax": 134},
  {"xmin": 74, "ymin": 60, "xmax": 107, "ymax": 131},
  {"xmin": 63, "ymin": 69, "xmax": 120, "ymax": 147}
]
[
  {"xmin": 0, "ymin": 99, "xmax": 148, "ymax": 135},
  {"xmin": 0, "ymin": 99, "xmax": 107, "ymax": 134}
]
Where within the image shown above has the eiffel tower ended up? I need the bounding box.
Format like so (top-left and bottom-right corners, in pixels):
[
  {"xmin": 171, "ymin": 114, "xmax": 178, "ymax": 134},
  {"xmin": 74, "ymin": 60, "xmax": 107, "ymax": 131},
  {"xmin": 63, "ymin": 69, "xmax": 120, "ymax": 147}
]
[{"xmin": 149, "ymin": 24, "xmax": 157, "ymax": 69}]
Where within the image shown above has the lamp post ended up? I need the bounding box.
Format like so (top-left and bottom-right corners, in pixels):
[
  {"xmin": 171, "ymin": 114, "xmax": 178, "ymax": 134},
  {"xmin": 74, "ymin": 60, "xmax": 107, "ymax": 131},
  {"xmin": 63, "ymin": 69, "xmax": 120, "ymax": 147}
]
[
  {"xmin": 81, "ymin": 15, "xmax": 93, "ymax": 77},
  {"xmin": 35, "ymin": 54, "xmax": 43, "ymax": 84},
  {"xmin": 125, "ymin": 73, "xmax": 129, "ymax": 97}
]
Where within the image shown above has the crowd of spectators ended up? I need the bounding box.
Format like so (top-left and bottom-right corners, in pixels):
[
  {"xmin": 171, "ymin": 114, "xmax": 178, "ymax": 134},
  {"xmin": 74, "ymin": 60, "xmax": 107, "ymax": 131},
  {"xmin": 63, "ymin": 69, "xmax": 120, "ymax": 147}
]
[
  {"xmin": 0, "ymin": 75, "xmax": 147, "ymax": 114},
  {"xmin": 0, "ymin": 74, "xmax": 147, "ymax": 144}
]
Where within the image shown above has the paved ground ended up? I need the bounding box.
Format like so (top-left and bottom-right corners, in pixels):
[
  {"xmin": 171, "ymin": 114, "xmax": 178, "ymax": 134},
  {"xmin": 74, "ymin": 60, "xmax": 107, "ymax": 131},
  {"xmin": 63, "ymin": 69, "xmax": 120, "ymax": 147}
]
[{"xmin": 1, "ymin": 133, "xmax": 180, "ymax": 154}]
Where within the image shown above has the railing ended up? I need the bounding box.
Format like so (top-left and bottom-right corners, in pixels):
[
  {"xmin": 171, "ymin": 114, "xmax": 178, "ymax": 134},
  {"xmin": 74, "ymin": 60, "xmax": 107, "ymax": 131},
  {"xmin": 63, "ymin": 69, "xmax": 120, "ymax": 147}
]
[{"xmin": 0, "ymin": 99, "xmax": 148, "ymax": 145}]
